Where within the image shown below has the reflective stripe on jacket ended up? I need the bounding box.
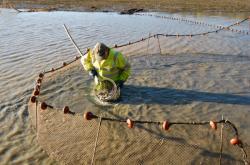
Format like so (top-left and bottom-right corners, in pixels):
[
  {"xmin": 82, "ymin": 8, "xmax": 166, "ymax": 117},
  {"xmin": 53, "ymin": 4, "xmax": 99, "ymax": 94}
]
[{"xmin": 81, "ymin": 48, "xmax": 131, "ymax": 82}]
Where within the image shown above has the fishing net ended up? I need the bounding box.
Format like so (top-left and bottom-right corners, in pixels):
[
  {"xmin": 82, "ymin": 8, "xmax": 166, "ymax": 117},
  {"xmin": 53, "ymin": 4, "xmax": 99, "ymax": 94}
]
[
  {"xmin": 28, "ymin": 102, "xmax": 249, "ymax": 164},
  {"xmin": 28, "ymin": 15, "xmax": 250, "ymax": 164}
]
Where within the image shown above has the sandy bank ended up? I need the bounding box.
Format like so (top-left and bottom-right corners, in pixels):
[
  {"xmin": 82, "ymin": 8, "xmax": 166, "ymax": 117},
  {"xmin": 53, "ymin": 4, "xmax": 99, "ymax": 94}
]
[{"xmin": 2, "ymin": 0, "xmax": 250, "ymax": 14}]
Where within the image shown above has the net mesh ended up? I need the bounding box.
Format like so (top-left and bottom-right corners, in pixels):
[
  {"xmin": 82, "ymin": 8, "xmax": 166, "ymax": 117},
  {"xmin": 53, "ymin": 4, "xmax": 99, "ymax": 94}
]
[
  {"xmin": 28, "ymin": 15, "xmax": 250, "ymax": 164},
  {"xmin": 28, "ymin": 103, "xmax": 249, "ymax": 164}
]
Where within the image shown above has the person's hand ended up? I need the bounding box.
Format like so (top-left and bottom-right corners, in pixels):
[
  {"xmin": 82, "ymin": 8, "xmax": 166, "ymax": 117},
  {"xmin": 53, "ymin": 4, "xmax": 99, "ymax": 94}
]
[
  {"xmin": 116, "ymin": 80, "xmax": 124, "ymax": 88},
  {"xmin": 89, "ymin": 69, "xmax": 98, "ymax": 79}
]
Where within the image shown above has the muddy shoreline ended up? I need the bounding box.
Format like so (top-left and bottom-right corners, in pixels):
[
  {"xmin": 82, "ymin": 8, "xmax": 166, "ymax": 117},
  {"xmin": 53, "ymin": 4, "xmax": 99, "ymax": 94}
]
[{"xmin": 1, "ymin": 0, "xmax": 250, "ymax": 15}]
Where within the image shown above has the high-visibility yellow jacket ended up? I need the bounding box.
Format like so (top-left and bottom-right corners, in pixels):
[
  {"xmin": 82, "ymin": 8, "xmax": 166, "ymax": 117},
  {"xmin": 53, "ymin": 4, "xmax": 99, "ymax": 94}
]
[{"xmin": 81, "ymin": 48, "xmax": 131, "ymax": 82}]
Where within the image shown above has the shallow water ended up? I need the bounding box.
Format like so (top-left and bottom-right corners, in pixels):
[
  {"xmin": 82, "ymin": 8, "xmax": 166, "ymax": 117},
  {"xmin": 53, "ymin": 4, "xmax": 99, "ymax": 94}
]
[{"xmin": 0, "ymin": 9, "xmax": 250, "ymax": 164}]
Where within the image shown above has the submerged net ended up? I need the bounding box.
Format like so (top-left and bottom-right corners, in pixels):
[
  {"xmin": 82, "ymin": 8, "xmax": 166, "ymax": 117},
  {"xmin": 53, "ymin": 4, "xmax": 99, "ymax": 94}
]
[{"xmin": 28, "ymin": 15, "xmax": 250, "ymax": 164}]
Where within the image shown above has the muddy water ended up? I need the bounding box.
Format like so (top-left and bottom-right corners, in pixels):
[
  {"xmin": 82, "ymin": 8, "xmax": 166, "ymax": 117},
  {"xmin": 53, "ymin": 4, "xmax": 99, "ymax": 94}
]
[{"xmin": 0, "ymin": 8, "xmax": 250, "ymax": 164}]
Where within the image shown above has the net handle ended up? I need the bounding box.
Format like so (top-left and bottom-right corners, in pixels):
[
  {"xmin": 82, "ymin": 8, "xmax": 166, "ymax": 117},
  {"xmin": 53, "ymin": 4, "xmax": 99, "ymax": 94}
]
[{"xmin": 63, "ymin": 24, "xmax": 84, "ymax": 57}]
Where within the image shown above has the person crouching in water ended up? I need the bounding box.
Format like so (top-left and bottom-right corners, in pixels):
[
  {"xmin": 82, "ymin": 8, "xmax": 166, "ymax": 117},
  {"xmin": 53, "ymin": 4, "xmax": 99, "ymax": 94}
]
[{"xmin": 81, "ymin": 42, "xmax": 131, "ymax": 100}]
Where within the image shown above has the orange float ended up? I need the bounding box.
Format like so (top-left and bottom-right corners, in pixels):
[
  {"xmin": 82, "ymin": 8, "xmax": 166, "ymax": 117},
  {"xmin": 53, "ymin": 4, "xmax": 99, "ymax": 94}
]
[
  {"xmin": 230, "ymin": 138, "xmax": 241, "ymax": 145},
  {"xmin": 127, "ymin": 119, "xmax": 134, "ymax": 128},
  {"xmin": 162, "ymin": 120, "xmax": 170, "ymax": 130},
  {"xmin": 209, "ymin": 121, "xmax": 217, "ymax": 130}
]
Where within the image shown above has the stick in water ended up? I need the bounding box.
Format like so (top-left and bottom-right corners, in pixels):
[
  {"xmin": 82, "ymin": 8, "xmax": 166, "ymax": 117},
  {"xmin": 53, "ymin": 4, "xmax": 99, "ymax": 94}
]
[{"xmin": 63, "ymin": 24, "xmax": 84, "ymax": 57}]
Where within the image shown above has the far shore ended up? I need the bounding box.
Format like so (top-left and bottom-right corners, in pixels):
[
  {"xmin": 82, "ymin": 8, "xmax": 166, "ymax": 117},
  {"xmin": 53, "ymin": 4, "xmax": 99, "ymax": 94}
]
[{"xmin": 1, "ymin": 0, "xmax": 250, "ymax": 16}]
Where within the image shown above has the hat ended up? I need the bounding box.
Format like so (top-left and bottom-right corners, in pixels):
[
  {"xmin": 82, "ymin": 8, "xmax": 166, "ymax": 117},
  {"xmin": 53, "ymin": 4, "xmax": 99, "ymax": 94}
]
[{"xmin": 93, "ymin": 42, "xmax": 109, "ymax": 62}]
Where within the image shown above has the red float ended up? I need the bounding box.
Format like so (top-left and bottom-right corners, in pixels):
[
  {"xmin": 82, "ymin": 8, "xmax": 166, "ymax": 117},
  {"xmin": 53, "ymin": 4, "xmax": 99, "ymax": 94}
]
[
  {"xmin": 162, "ymin": 120, "xmax": 169, "ymax": 130},
  {"xmin": 34, "ymin": 90, "xmax": 40, "ymax": 96},
  {"xmin": 30, "ymin": 96, "xmax": 36, "ymax": 103},
  {"xmin": 63, "ymin": 106, "xmax": 70, "ymax": 114},
  {"xmin": 41, "ymin": 102, "xmax": 47, "ymax": 110},
  {"xmin": 39, "ymin": 73, "xmax": 44, "ymax": 78},
  {"xmin": 84, "ymin": 112, "xmax": 93, "ymax": 120},
  {"xmin": 127, "ymin": 119, "xmax": 134, "ymax": 128}
]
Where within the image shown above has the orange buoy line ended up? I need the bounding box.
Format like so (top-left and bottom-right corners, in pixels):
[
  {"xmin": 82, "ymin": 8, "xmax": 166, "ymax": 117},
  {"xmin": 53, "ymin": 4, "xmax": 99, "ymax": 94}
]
[
  {"xmin": 27, "ymin": 107, "xmax": 240, "ymax": 140},
  {"xmin": 81, "ymin": 111, "xmax": 248, "ymax": 156},
  {"xmin": 135, "ymin": 13, "xmax": 250, "ymax": 35},
  {"xmin": 82, "ymin": 112, "xmax": 232, "ymax": 132},
  {"xmin": 81, "ymin": 112, "xmax": 248, "ymax": 149}
]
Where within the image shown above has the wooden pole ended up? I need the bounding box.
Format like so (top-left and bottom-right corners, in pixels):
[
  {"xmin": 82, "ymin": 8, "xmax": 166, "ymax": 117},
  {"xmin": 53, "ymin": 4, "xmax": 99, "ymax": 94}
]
[{"xmin": 63, "ymin": 24, "xmax": 84, "ymax": 57}]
